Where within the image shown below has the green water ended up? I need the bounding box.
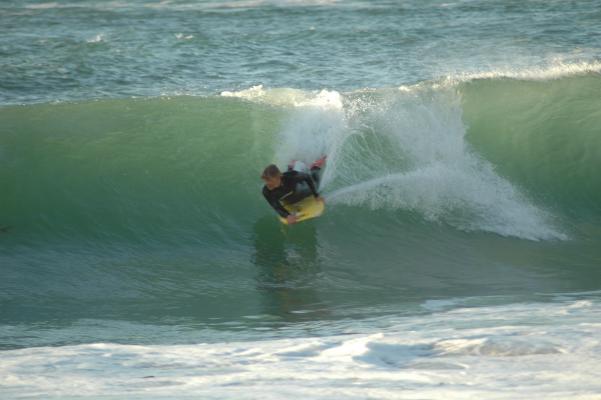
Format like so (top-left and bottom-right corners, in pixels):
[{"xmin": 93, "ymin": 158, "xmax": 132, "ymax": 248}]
[{"xmin": 2, "ymin": 75, "xmax": 600, "ymax": 349}]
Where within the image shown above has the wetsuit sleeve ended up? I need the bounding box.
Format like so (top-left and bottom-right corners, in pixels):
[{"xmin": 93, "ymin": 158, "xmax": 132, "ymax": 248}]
[
  {"xmin": 262, "ymin": 186, "xmax": 290, "ymax": 218},
  {"xmin": 296, "ymin": 172, "xmax": 319, "ymax": 197}
]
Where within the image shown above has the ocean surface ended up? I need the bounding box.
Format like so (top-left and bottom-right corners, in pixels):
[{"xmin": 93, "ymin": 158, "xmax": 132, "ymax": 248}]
[{"xmin": 1, "ymin": 0, "xmax": 601, "ymax": 398}]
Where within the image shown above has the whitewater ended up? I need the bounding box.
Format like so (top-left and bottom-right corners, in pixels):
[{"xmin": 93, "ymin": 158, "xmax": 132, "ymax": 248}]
[
  {"xmin": 3, "ymin": 296, "xmax": 601, "ymax": 399},
  {"xmin": 1, "ymin": 0, "xmax": 601, "ymax": 399}
]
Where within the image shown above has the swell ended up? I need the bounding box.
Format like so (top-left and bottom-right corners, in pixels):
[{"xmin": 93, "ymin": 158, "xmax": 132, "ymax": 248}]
[{"xmin": 0, "ymin": 73, "xmax": 600, "ymax": 246}]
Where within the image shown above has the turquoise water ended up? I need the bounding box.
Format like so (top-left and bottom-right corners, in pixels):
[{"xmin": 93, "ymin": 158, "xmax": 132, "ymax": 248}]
[{"xmin": 1, "ymin": 1, "xmax": 601, "ymax": 398}]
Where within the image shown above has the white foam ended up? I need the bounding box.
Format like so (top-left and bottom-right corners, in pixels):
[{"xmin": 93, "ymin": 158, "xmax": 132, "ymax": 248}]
[
  {"xmin": 223, "ymin": 86, "xmax": 346, "ymax": 179},
  {"xmin": 435, "ymin": 337, "xmax": 565, "ymax": 357},
  {"xmin": 175, "ymin": 33, "xmax": 194, "ymax": 40},
  {"xmin": 221, "ymin": 85, "xmax": 343, "ymax": 110},
  {"xmin": 86, "ymin": 34, "xmax": 105, "ymax": 43},
  {"xmin": 274, "ymin": 96, "xmax": 346, "ymax": 172},
  {"xmin": 446, "ymin": 60, "xmax": 601, "ymax": 83},
  {"xmin": 392, "ymin": 61, "xmax": 601, "ymax": 96},
  {"xmin": 221, "ymin": 84, "xmax": 267, "ymax": 100},
  {"xmin": 1, "ymin": 299, "xmax": 600, "ymax": 399}
]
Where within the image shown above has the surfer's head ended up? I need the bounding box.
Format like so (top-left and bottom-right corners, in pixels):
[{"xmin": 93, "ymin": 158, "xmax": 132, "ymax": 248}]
[{"xmin": 261, "ymin": 164, "xmax": 282, "ymax": 190}]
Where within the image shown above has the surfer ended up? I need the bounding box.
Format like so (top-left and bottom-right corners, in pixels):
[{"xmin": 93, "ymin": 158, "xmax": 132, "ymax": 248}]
[{"xmin": 261, "ymin": 157, "xmax": 326, "ymax": 224}]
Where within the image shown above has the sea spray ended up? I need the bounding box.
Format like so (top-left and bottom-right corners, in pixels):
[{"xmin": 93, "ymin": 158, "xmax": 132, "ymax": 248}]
[{"xmin": 322, "ymin": 85, "xmax": 566, "ymax": 240}]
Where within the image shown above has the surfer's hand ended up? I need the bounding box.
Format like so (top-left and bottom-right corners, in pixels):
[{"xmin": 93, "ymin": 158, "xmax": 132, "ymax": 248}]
[{"xmin": 287, "ymin": 215, "xmax": 298, "ymax": 224}]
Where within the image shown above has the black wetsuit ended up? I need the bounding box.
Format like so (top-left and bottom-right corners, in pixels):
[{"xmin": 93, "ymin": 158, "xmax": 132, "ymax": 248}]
[{"xmin": 262, "ymin": 170, "xmax": 320, "ymax": 218}]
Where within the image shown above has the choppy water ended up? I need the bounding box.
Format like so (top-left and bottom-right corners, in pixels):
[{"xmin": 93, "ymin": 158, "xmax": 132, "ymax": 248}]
[
  {"xmin": 2, "ymin": 0, "xmax": 601, "ymax": 103},
  {"xmin": 1, "ymin": 1, "xmax": 601, "ymax": 399}
]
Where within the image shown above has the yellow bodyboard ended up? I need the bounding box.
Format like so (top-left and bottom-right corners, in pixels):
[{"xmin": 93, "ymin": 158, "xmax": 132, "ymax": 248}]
[{"xmin": 279, "ymin": 196, "xmax": 325, "ymax": 225}]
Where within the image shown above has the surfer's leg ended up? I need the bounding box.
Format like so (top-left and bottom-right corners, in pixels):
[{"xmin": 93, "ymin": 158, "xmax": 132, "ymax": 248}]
[
  {"xmin": 309, "ymin": 155, "xmax": 326, "ymax": 185},
  {"xmin": 310, "ymin": 168, "xmax": 321, "ymax": 186},
  {"xmin": 311, "ymin": 155, "xmax": 326, "ymax": 169}
]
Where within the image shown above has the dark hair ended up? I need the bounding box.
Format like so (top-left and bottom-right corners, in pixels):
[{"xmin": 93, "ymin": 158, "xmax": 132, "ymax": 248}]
[{"xmin": 261, "ymin": 164, "xmax": 281, "ymax": 179}]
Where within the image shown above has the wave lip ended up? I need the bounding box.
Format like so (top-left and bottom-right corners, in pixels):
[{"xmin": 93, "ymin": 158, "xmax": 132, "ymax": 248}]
[
  {"xmin": 221, "ymin": 85, "xmax": 344, "ymax": 110},
  {"xmin": 452, "ymin": 60, "xmax": 601, "ymax": 82}
]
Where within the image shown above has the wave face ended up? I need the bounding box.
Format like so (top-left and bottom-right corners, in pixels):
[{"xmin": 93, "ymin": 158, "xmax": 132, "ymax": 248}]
[
  {"xmin": 2, "ymin": 74, "xmax": 600, "ymax": 243},
  {"xmin": 1, "ymin": 96, "xmax": 281, "ymax": 245},
  {"xmin": 2, "ymin": 72, "xmax": 601, "ymax": 350}
]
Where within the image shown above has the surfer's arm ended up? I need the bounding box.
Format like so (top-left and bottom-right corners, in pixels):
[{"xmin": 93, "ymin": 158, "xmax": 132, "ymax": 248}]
[{"xmin": 262, "ymin": 187, "xmax": 290, "ymax": 217}]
